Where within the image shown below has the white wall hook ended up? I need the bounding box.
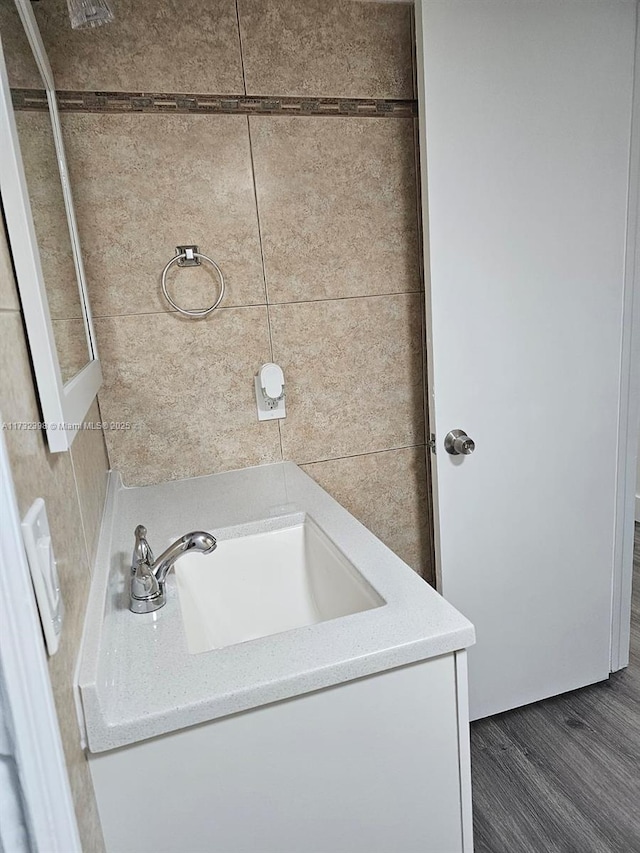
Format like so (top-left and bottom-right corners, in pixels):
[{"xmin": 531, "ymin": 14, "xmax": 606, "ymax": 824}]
[{"xmin": 255, "ymin": 363, "xmax": 286, "ymax": 421}]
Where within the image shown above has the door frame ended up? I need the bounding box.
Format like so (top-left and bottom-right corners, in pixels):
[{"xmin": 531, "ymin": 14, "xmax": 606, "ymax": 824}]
[
  {"xmin": 0, "ymin": 423, "xmax": 82, "ymax": 851},
  {"xmin": 611, "ymin": 3, "xmax": 640, "ymax": 672}
]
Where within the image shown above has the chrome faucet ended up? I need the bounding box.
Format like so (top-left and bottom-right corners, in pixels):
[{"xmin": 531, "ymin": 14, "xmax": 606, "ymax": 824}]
[{"xmin": 129, "ymin": 524, "xmax": 217, "ymax": 613}]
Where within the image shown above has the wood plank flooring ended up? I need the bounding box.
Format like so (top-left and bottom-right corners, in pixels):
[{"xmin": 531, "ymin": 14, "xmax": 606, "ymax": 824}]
[{"xmin": 470, "ymin": 523, "xmax": 640, "ymax": 853}]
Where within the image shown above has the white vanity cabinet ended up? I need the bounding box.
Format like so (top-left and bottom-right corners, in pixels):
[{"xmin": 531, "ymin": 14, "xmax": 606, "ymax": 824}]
[
  {"xmin": 88, "ymin": 651, "xmax": 472, "ymax": 853},
  {"xmin": 78, "ymin": 464, "xmax": 474, "ymax": 853}
]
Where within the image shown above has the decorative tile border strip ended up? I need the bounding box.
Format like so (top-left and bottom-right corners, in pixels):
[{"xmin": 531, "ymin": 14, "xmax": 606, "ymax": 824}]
[
  {"xmin": 11, "ymin": 88, "xmax": 417, "ymax": 118},
  {"xmin": 11, "ymin": 88, "xmax": 47, "ymax": 110}
]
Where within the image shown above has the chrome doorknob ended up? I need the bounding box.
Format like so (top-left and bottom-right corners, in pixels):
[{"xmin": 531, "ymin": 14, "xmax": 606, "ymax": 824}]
[{"xmin": 444, "ymin": 429, "xmax": 475, "ymax": 456}]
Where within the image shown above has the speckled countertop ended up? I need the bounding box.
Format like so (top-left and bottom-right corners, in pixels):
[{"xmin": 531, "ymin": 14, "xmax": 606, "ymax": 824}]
[{"xmin": 77, "ymin": 462, "xmax": 474, "ymax": 753}]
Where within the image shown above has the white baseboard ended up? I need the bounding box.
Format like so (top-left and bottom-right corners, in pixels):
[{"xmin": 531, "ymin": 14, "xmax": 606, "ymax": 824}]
[{"xmin": 636, "ymin": 493, "xmax": 640, "ymax": 523}]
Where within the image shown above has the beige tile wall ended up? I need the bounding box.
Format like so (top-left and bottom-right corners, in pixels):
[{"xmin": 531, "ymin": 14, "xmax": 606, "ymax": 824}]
[
  {"xmin": 61, "ymin": 113, "xmax": 266, "ymax": 315},
  {"xmin": 0, "ymin": 0, "xmax": 42, "ymax": 88},
  {"xmin": 270, "ymin": 294, "xmax": 425, "ymax": 462},
  {"xmin": 94, "ymin": 307, "xmax": 281, "ymax": 483},
  {"xmin": 0, "ymin": 225, "xmax": 108, "ymax": 851},
  {"xmin": 302, "ymin": 446, "xmax": 431, "ymax": 576},
  {"xmin": 43, "ymin": 0, "xmax": 432, "ymax": 580},
  {"xmin": 250, "ymin": 116, "xmax": 420, "ymax": 302},
  {"xmin": 34, "ymin": 0, "xmax": 412, "ymax": 99},
  {"xmin": 237, "ymin": 0, "xmax": 414, "ymax": 98},
  {"xmin": 35, "ymin": 0, "xmax": 245, "ymax": 94}
]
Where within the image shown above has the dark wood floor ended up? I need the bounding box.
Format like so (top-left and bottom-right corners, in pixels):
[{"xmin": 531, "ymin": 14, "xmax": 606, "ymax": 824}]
[{"xmin": 471, "ymin": 523, "xmax": 640, "ymax": 853}]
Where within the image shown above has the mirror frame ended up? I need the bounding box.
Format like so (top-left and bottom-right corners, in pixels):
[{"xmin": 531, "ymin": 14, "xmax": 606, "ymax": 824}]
[{"xmin": 0, "ymin": 0, "xmax": 102, "ymax": 452}]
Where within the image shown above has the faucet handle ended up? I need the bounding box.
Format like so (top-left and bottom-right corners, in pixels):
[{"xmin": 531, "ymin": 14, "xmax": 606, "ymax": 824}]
[
  {"xmin": 132, "ymin": 524, "xmax": 155, "ymax": 574},
  {"xmin": 131, "ymin": 559, "xmax": 160, "ymax": 600}
]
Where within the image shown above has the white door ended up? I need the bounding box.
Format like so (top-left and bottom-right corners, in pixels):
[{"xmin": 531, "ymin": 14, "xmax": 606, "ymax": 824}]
[{"xmin": 416, "ymin": 0, "xmax": 638, "ymax": 720}]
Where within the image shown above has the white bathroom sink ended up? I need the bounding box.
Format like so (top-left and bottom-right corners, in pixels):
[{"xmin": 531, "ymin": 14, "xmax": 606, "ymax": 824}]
[{"xmin": 174, "ymin": 516, "xmax": 385, "ymax": 653}]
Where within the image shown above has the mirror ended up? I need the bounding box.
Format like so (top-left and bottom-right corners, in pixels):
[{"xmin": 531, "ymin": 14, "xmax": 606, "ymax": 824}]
[{"xmin": 0, "ymin": 0, "xmax": 101, "ymax": 450}]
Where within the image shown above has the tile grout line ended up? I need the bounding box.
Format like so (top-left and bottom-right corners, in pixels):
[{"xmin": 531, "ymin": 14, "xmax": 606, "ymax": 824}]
[
  {"xmin": 245, "ymin": 117, "xmax": 275, "ymax": 347},
  {"xmin": 122, "ymin": 444, "xmax": 429, "ymax": 489},
  {"xmin": 68, "ymin": 440, "xmax": 93, "ymax": 577},
  {"xmin": 234, "ymin": 0, "xmax": 247, "ymax": 97},
  {"xmin": 410, "ymin": 1, "xmax": 418, "ymax": 103},
  {"xmin": 89, "ymin": 290, "xmax": 425, "ymax": 322},
  {"xmin": 238, "ymin": 0, "xmax": 286, "ymax": 463},
  {"xmin": 297, "ymin": 442, "xmax": 427, "ymax": 469}
]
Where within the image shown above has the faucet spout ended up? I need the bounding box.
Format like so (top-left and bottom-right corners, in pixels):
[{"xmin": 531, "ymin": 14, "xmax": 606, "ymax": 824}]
[
  {"xmin": 152, "ymin": 531, "xmax": 217, "ymax": 584},
  {"xmin": 129, "ymin": 527, "xmax": 217, "ymax": 614}
]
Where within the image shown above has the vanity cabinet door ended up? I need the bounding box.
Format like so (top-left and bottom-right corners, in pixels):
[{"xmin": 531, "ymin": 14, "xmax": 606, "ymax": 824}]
[{"xmin": 88, "ymin": 654, "xmax": 471, "ymax": 853}]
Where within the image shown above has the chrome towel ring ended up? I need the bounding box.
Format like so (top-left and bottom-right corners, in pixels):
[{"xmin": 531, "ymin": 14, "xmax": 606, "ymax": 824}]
[{"xmin": 161, "ymin": 245, "xmax": 225, "ymax": 318}]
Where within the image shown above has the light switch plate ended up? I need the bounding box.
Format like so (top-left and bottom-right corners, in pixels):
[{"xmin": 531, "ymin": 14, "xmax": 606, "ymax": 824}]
[{"xmin": 21, "ymin": 498, "xmax": 63, "ymax": 655}]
